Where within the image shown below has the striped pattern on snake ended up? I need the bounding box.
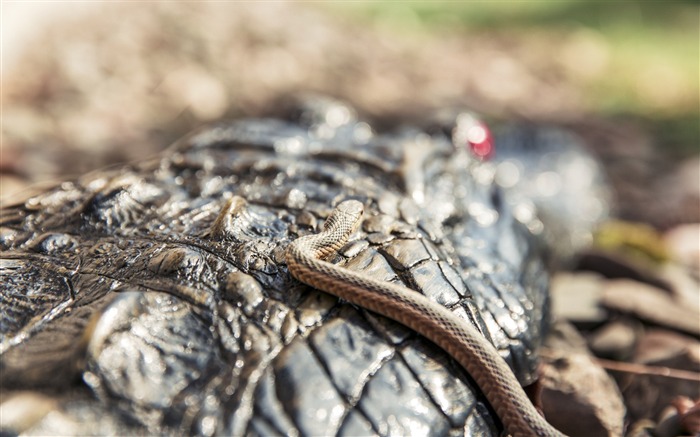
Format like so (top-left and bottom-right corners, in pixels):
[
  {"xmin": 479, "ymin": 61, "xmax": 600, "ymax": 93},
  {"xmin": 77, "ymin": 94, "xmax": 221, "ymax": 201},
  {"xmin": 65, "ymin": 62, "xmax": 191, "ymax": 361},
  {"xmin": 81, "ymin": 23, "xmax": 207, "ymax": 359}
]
[{"xmin": 287, "ymin": 200, "xmax": 566, "ymax": 437}]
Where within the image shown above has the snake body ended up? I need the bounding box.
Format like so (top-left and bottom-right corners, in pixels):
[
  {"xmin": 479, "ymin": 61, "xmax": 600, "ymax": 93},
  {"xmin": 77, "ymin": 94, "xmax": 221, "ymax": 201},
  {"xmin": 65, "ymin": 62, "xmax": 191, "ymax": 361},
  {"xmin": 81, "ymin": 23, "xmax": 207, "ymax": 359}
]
[{"xmin": 286, "ymin": 200, "xmax": 565, "ymax": 437}]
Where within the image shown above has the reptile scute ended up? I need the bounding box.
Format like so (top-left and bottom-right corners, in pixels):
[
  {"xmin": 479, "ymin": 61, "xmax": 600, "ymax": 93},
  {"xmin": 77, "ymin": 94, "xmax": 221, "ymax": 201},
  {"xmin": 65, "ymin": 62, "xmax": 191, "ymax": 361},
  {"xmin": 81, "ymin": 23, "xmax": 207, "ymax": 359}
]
[
  {"xmin": 286, "ymin": 200, "xmax": 566, "ymax": 437},
  {"xmin": 2, "ymin": 99, "xmax": 560, "ymax": 435}
]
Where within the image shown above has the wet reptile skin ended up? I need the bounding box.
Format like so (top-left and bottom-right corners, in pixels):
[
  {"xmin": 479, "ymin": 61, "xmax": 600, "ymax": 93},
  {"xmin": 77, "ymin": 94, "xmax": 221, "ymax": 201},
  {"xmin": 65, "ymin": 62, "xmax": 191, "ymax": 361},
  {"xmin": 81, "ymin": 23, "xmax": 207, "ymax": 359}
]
[
  {"xmin": 287, "ymin": 200, "xmax": 564, "ymax": 437},
  {"xmin": 1, "ymin": 97, "xmax": 552, "ymax": 436}
]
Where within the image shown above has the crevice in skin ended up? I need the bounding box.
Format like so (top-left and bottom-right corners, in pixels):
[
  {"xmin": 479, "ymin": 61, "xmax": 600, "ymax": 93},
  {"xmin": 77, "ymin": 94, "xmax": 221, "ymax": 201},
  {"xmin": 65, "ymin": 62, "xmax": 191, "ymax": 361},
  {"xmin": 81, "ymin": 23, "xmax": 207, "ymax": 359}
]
[
  {"xmin": 348, "ymin": 254, "xmax": 488, "ymax": 431},
  {"xmin": 336, "ymin": 403, "xmax": 377, "ymax": 437},
  {"xmin": 225, "ymin": 321, "xmax": 287, "ymax": 436},
  {"xmin": 245, "ymin": 412, "xmax": 270, "ymax": 437},
  {"xmin": 360, "ymin": 305, "xmax": 416, "ymax": 349},
  {"xmin": 370, "ymin": 243, "xmax": 423, "ymax": 296},
  {"xmin": 271, "ymin": 337, "xmax": 340, "ymax": 436},
  {"xmin": 62, "ymin": 266, "xmax": 217, "ymax": 314},
  {"xmin": 351, "ymin": 307, "xmax": 462, "ymax": 434},
  {"xmin": 0, "ymin": 251, "xmax": 79, "ymax": 272},
  {"xmin": 339, "ymin": 348, "xmax": 394, "ymax": 436},
  {"xmin": 350, "ymin": 308, "xmax": 416, "ymax": 428},
  {"xmin": 352, "ymin": 309, "xmax": 426, "ymax": 424},
  {"xmin": 126, "ymin": 236, "xmax": 240, "ymax": 271},
  {"xmin": 380, "ymin": 253, "xmax": 470, "ymax": 315},
  {"xmin": 291, "ymin": 287, "xmax": 344, "ymax": 338},
  {"xmin": 166, "ymin": 366, "xmax": 227, "ymax": 434},
  {"xmin": 292, "ymin": 293, "xmax": 401, "ymax": 436},
  {"xmin": 393, "ymin": 342, "xmax": 457, "ymax": 427},
  {"xmin": 306, "ymin": 322, "xmax": 383, "ymax": 437}
]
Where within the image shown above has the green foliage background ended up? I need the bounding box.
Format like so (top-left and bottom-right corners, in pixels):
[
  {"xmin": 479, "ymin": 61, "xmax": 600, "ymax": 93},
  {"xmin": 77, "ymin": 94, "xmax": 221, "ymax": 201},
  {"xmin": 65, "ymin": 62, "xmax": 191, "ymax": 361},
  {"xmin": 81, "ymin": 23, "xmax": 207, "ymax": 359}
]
[{"xmin": 326, "ymin": 1, "xmax": 699, "ymax": 155}]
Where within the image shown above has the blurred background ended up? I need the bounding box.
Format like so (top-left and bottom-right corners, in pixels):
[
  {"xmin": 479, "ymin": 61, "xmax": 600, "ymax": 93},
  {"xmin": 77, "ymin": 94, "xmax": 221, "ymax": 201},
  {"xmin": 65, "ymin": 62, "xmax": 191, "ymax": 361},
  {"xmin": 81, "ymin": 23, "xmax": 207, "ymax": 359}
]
[
  {"xmin": 1, "ymin": 2, "xmax": 699, "ymax": 434},
  {"xmin": 2, "ymin": 1, "xmax": 698, "ymax": 229}
]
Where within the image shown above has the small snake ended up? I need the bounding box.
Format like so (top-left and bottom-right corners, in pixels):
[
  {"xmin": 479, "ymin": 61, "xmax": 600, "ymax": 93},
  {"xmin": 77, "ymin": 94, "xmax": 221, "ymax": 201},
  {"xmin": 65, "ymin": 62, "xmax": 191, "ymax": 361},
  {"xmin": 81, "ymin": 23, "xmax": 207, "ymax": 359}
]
[{"xmin": 286, "ymin": 200, "xmax": 565, "ymax": 437}]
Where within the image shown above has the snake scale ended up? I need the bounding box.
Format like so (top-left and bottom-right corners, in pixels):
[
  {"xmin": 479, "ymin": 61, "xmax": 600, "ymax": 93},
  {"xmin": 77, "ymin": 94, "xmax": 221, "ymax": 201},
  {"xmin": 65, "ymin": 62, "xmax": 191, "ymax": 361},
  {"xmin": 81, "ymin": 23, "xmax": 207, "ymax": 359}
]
[{"xmin": 286, "ymin": 200, "xmax": 566, "ymax": 437}]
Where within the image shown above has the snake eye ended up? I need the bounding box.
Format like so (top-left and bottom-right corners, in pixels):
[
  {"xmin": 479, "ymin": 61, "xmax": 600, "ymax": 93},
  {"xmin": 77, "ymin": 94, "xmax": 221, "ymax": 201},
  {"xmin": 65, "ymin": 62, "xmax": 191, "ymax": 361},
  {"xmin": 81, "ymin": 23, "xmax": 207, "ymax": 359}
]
[{"xmin": 454, "ymin": 113, "xmax": 494, "ymax": 160}]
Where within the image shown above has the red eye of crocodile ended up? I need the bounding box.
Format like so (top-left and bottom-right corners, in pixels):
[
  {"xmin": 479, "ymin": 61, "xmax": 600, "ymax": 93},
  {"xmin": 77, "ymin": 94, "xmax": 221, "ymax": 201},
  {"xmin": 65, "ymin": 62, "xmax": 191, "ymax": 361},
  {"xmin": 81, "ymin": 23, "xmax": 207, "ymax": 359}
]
[{"xmin": 466, "ymin": 119, "xmax": 494, "ymax": 160}]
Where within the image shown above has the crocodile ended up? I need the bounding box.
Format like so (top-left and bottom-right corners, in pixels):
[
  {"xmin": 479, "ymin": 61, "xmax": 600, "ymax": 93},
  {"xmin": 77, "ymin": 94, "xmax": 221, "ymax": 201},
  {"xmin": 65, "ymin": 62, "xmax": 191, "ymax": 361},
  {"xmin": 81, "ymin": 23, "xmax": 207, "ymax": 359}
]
[{"xmin": 1, "ymin": 97, "xmax": 555, "ymax": 436}]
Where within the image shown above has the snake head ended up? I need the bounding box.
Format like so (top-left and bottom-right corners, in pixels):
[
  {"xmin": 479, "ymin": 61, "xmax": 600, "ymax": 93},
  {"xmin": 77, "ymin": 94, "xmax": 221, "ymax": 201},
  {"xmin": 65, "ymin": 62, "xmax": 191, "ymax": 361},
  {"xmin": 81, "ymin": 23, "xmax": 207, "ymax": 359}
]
[
  {"xmin": 323, "ymin": 200, "xmax": 365, "ymax": 236},
  {"xmin": 335, "ymin": 199, "xmax": 364, "ymax": 219}
]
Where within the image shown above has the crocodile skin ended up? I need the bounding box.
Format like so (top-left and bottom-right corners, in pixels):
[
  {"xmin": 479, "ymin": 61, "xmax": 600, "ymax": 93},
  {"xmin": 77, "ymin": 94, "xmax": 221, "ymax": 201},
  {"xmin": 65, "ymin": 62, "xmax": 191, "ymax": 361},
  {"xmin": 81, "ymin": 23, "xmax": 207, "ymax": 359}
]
[{"xmin": 0, "ymin": 97, "xmax": 550, "ymax": 436}]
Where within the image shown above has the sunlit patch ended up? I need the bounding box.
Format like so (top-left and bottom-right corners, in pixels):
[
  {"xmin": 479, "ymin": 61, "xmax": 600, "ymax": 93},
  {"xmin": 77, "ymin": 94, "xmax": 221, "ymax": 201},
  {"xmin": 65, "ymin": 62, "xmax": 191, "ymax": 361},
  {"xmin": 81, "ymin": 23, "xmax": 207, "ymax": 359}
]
[
  {"xmin": 535, "ymin": 171, "xmax": 562, "ymax": 197},
  {"xmin": 468, "ymin": 201, "xmax": 499, "ymax": 227},
  {"xmin": 325, "ymin": 105, "xmax": 352, "ymax": 127},
  {"xmin": 495, "ymin": 160, "xmax": 521, "ymax": 188}
]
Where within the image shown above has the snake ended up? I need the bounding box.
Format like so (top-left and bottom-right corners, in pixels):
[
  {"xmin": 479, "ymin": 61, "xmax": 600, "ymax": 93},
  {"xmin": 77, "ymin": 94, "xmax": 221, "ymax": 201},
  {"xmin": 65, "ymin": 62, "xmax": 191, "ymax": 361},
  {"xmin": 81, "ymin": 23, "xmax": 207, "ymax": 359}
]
[{"xmin": 286, "ymin": 200, "xmax": 566, "ymax": 437}]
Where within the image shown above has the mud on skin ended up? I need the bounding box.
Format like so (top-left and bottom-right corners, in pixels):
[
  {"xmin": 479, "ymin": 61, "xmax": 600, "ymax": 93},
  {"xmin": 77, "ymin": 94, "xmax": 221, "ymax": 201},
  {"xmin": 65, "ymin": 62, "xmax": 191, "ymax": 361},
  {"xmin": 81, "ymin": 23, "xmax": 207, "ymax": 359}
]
[{"xmin": 0, "ymin": 97, "xmax": 551, "ymax": 436}]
